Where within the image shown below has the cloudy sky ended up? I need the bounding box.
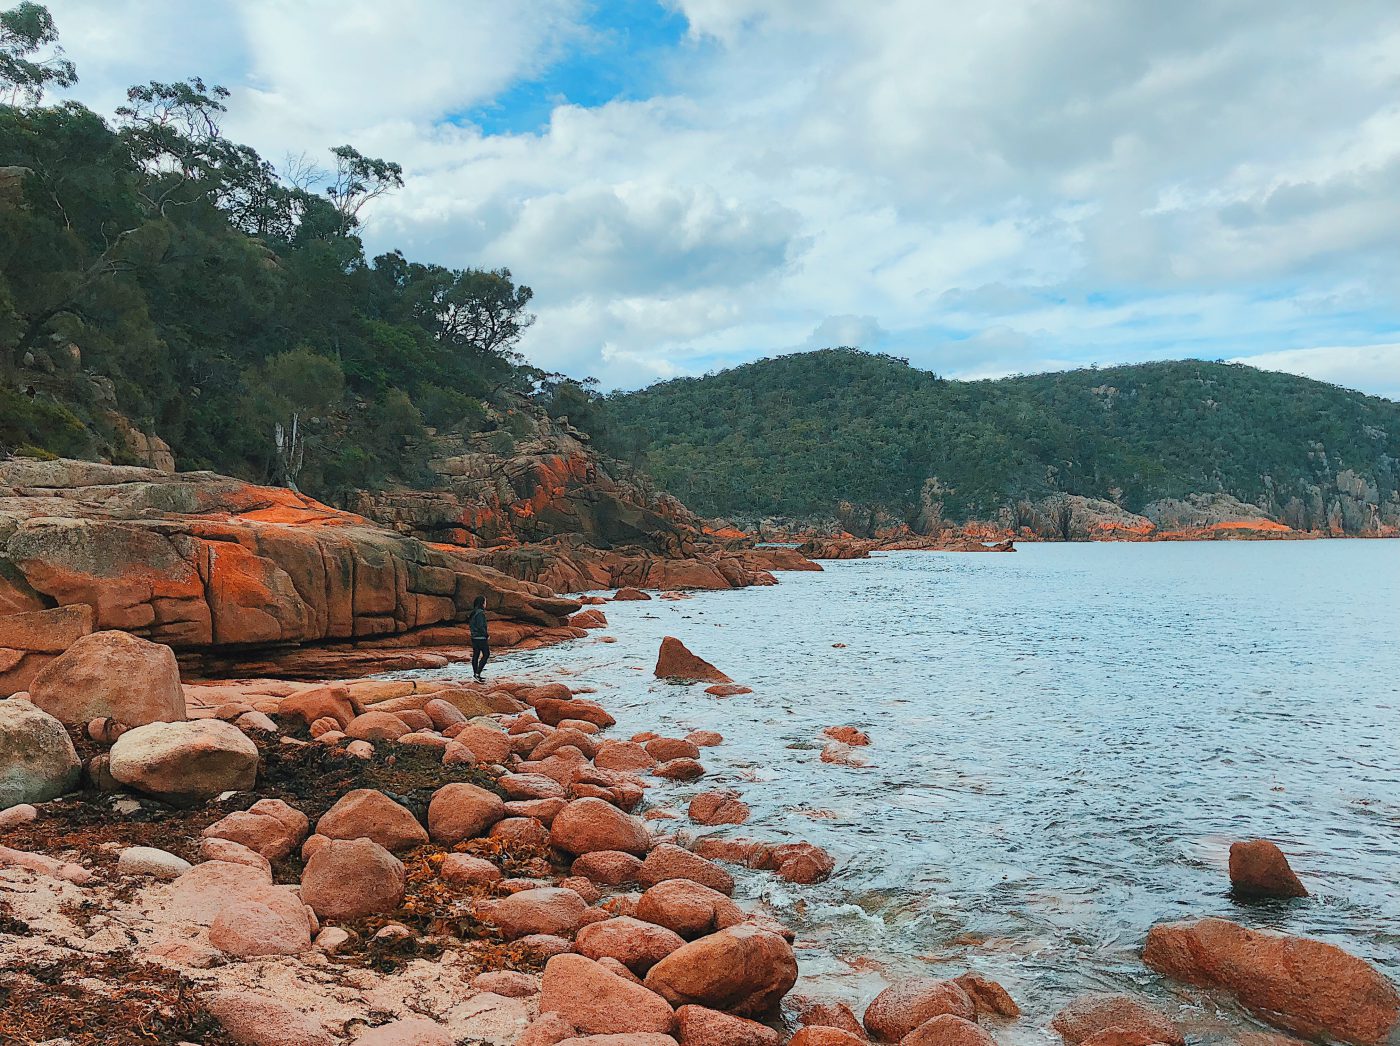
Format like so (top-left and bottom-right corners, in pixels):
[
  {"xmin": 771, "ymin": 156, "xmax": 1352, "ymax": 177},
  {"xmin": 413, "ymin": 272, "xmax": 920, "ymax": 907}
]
[{"xmin": 41, "ymin": 0, "xmax": 1400, "ymax": 397}]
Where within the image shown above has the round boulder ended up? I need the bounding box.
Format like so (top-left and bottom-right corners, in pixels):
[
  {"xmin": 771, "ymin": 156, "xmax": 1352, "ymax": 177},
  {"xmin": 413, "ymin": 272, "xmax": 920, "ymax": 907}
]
[
  {"xmin": 28, "ymin": 630, "xmax": 185, "ymax": 727},
  {"xmin": 315, "ymin": 788, "xmax": 428, "ymax": 851},
  {"xmin": 427, "ymin": 782, "xmax": 505, "ymax": 844},
  {"xmin": 551, "ymin": 797, "xmax": 651, "ymax": 857},
  {"xmin": 108, "ymin": 719, "xmax": 258, "ymax": 806},
  {"xmin": 863, "ymin": 980, "xmax": 975, "ymax": 1042},
  {"xmin": 301, "ymin": 837, "xmax": 405, "ymax": 921},
  {"xmin": 0, "ymin": 698, "xmax": 80, "ymax": 808},
  {"xmin": 644, "ymin": 924, "xmax": 797, "ymax": 1017}
]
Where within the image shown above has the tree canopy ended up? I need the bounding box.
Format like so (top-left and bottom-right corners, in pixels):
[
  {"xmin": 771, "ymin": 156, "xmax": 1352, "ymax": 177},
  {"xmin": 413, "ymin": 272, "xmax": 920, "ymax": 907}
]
[{"xmin": 0, "ymin": 3, "xmax": 554, "ymax": 498}]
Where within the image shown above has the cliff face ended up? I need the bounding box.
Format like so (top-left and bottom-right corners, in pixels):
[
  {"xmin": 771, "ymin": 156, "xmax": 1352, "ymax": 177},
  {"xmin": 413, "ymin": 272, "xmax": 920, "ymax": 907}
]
[
  {"xmin": 343, "ymin": 396, "xmax": 791, "ymax": 591},
  {"xmin": 347, "ymin": 396, "xmax": 702, "ymax": 554},
  {"xmin": 0, "ymin": 459, "xmax": 581, "ymax": 693}
]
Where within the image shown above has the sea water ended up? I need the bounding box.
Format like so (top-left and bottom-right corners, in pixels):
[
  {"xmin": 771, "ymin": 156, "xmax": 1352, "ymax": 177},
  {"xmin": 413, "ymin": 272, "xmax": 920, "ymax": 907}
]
[{"xmin": 431, "ymin": 542, "xmax": 1400, "ymax": 1034}]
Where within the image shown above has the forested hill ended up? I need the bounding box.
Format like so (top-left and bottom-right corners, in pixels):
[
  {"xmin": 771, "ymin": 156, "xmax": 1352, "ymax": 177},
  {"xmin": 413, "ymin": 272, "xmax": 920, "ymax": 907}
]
[{"xmin": 596, "ymin": 349, "xmax": 1400, "ymax": 533}]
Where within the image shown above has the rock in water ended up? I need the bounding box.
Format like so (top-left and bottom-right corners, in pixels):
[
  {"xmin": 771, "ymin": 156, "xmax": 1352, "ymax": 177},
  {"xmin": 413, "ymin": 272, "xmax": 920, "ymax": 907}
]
[
  {"xmin": 862, "ymin": 979, "xmax": 975, "ymax": 1042},
  {"xmin": 903, "ymin": 1015, "xmax": 996, "ymax": 1046},
  {"xmin": 0, "ymin": 698, "xmax": 80, "ymax": 807},
  {"xmin": 1229, "ymin": 838, "xmax": 1308, "ymax": 898},
  {"xmin": 1050, "ymin": 993, "xmax": 1183, "ymax": 1045},
  {"xmin": 1143, "ymin": 917, "xmax": 1400, "ymax": 1045},
  {"xmin": 653, "ymin": 636, "xmax": 732, "ymax": 683},
  {"xmin": 29, "ymin": 630, "xmax": 185, "ymax": 726},
  {"xmin": 644, "ymin": 924, "xmax": 798, "ymax": 1017},
  {"xmin": 108, "ymin": 719, "xmax": 258, "ymax": 805}
]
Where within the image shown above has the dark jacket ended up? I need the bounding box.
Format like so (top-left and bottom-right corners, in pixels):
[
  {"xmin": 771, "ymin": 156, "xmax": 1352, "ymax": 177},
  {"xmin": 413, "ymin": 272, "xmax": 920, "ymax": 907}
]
[{"xmin": 469, "ymin": 607, "xmax": 489, "ymax": 641}]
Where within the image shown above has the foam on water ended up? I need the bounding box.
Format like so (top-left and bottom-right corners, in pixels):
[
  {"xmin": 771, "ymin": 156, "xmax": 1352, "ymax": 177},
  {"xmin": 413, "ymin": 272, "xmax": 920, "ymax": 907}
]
[{"xmin": 420, "ymin": 541, "xmax": 1400, "ymax": 1029}]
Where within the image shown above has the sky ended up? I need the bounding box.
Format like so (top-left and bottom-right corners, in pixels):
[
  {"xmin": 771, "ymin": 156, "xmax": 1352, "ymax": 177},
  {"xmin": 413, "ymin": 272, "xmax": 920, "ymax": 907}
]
[{"xmin": 38, "ymin": 0, "xmax": 1400, "ymax": 398}]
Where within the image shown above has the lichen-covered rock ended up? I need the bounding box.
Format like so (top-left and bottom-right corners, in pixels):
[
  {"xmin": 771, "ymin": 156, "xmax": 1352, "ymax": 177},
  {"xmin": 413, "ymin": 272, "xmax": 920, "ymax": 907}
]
[{"xmin": 0, "ymin": 697, "xmax": 79, "ymax": 807}]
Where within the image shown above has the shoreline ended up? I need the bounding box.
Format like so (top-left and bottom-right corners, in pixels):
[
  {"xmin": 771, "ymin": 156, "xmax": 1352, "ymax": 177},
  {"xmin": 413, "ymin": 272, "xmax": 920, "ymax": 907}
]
[{"xmin": 3, "ymin": 561, "xmax": 1399, "ymax": 1044}]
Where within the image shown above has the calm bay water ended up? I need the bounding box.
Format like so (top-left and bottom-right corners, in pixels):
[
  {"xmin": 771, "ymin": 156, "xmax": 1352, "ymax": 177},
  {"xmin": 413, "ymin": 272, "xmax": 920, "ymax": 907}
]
[{"xmin": 440, "ymin": 542, "xmax": 1400, "ymax": 1037}]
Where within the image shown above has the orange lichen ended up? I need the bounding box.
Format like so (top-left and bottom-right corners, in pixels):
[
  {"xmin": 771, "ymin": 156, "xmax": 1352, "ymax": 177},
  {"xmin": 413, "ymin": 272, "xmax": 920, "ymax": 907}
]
[{"xmin": 1207, "ymin": 519, "xmax": 1293, "ymax": 533}]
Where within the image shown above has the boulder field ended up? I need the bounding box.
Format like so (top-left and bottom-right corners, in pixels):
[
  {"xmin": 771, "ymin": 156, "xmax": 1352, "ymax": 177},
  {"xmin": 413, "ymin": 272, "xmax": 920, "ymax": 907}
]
[
  {"xmin": 1, "ymin": 622, "xmax": 1396, "ymax": 1042},
  {"xmin": 2, "ymin": 639, "xmax": 1392, "ymax": 1046}
]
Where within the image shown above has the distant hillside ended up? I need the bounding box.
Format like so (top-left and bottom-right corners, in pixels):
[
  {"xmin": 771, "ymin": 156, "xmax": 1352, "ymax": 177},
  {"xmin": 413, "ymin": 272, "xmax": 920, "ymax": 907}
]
[{"xmin": 596, "ymin": 349, "xmax": 1400, "ymax": 535}]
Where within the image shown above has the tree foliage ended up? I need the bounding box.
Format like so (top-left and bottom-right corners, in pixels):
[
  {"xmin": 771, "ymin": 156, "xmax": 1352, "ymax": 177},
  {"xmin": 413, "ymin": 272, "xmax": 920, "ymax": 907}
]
[
  {"xmin": 0, "ymin": 1, "xmax": 74, "ymax": 104},
  {"xmin": 0, "ymin": 3, "xmax": 539, "ymax": 499}
]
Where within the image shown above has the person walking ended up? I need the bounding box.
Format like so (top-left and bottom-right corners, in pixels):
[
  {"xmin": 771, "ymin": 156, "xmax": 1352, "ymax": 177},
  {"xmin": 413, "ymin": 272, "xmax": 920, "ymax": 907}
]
[{"xmin": 469, "ymin": 595, "xmax": 490, "ymax": 683}]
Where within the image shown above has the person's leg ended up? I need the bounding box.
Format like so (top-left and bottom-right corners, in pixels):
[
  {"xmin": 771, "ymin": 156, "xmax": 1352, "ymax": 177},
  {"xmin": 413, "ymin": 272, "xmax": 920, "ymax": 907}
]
[
  {"xmin": 478, "ymin": 641, "xmax": 490, "ymax": 677},
  {"xmin": 471, "ymin": 642, "xmax": 485, "ymax": 678}
]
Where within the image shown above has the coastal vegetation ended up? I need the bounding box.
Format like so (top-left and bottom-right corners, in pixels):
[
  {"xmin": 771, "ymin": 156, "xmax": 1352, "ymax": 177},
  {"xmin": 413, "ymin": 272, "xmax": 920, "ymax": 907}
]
[
  {"xmin": 596, "ymin": 348, "xmax": 1400, "ymax": 527},
  {"xmin": 0, "ymin": 2, "xmax": 565, "ymax": 499}
]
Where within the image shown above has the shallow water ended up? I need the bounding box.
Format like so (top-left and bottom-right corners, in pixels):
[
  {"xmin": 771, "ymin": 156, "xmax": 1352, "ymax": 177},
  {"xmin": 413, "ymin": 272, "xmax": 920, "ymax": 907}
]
[{"xmin": 439, "ymin": 542, "xmax": 1400, "ymax": 1036}]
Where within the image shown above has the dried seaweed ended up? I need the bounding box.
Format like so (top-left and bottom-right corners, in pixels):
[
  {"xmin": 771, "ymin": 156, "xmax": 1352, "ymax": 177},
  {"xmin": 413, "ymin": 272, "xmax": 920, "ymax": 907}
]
[
  {"xmin": 0, "ymin": 952, "xmax": 235, "ymax": 1046},
  {"xmin": 330, "ymin": 838, "xmax": 555, "ymax": 973}
]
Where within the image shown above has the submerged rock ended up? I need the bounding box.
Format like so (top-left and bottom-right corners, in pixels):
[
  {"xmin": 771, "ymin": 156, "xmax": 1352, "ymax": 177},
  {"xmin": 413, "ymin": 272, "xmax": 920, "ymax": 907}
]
[
  {"xmin": 789, "ymin": 1030, "xmax": 867, "ymax": 1046},
  {"xmin": 1050, "ymin": 993, "xmax": 1183, "ymax": 1046},
  {"xmin": 1143, "ymin": 917, "xmax": 1399, "ymax": 1045}
]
